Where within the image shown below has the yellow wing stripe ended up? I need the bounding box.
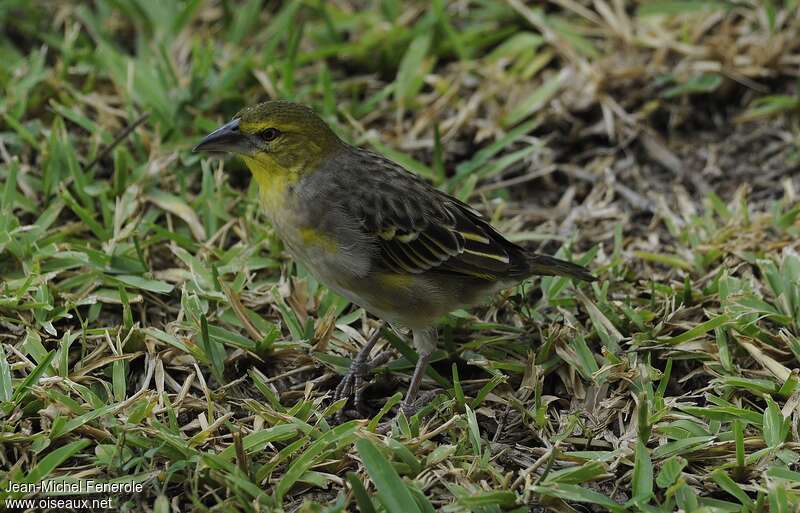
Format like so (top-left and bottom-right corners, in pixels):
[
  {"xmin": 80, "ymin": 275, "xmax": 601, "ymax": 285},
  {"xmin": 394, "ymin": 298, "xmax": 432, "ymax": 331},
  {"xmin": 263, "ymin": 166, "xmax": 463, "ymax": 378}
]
[
  {"xmin": 405, "ymin": 242, "xmax": 443, "ymax": 267},
  {"xmin": 461, "ymin": 231, "xmax": 491, "ymax": 244},
  {"xmin": 396, "ymin": 232, "xmax": 419, "ymax": 243},
  {"xmin": 463, "ymin": 248, "xmax": 510, "ymax": 264}
]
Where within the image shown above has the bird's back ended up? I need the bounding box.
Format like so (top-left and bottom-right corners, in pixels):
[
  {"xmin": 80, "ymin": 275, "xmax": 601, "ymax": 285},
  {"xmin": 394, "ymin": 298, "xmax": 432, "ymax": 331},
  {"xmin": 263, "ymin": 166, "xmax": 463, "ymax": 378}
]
[{"xmin": 312, "ymin": 146, "xmax": 592, "ymax": 278}]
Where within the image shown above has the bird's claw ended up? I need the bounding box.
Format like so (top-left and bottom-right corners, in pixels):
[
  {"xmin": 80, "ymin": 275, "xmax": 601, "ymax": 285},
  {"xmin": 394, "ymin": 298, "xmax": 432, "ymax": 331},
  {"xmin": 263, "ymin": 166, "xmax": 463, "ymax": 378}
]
[
  {"xmin": 400, "ymin": 389, "xmax": 439, "ymax": 417},
  {"xmin": 374, "ymin": 389, "xmax": 441, "ymax": 434},
  {"xmin": 333, "ymin": 351, "xmax": 392, "ymax": 422}
]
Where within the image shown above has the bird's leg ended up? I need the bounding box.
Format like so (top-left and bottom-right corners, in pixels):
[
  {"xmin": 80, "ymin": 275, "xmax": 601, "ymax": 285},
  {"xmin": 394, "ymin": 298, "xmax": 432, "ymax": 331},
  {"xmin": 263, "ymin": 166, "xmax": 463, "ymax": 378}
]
[
  {"xmin": 334, "ymin": 323, "xmax": 392, "ymax": 419},
  {"xmin": 399, "ymin": 327, "xmax": 437, "ymax": 417}
]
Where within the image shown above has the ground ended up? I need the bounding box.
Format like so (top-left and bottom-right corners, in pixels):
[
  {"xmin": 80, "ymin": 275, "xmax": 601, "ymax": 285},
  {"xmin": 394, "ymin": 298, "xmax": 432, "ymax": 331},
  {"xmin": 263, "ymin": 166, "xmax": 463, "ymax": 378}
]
[{"xmin": 1, "ymin": 1, "xmax": 800, "ymax": 512}]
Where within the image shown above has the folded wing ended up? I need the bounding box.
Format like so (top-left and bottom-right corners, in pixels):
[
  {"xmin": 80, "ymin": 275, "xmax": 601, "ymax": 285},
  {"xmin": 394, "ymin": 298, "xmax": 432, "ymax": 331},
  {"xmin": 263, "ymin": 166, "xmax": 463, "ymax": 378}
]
[{"xmin": 342, "ymin": 150, "xmax": 528, "ymax": 280}]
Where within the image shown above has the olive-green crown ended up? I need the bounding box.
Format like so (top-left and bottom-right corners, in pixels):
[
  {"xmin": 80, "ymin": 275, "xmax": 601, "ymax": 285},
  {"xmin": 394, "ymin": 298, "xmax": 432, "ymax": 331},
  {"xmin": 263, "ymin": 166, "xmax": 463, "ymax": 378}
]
[{"xmin": 236, "ymin": 100, "xmax": 341, "ymax": 150}]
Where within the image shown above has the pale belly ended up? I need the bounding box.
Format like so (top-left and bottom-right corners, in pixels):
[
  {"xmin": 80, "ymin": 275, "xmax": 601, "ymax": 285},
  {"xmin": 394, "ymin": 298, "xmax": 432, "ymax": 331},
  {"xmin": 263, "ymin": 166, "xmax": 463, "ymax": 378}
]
[{"xmin": 272, "ymin": 217, "xmax": 437, "ymax": 328}]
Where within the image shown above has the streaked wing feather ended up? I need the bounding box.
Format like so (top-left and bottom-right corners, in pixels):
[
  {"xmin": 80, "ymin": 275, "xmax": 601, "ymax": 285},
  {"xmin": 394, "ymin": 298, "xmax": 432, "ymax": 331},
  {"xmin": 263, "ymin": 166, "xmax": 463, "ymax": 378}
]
[{"xmin": 343, "ymin": 150, "xmax": 524, "ymax": 280}]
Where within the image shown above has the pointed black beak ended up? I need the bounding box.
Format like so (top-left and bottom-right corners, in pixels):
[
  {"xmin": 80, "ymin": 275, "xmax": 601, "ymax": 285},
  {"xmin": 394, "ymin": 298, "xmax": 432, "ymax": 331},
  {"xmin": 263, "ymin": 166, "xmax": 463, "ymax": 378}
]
[{"xmin": 193, "ymin": 118, "xmax": 252, "ymax": 154}]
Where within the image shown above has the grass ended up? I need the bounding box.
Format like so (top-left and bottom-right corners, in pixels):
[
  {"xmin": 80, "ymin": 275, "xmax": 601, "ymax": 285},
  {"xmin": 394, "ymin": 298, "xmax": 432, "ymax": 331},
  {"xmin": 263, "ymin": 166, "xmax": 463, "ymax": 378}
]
[{"xmin": 1, "ymin": 1, "xmax": 800, "ymax": 512}]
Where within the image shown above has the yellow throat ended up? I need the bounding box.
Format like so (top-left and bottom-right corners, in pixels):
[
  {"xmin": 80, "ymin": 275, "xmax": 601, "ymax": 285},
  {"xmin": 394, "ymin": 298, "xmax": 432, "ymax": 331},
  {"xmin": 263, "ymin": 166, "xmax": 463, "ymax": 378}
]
[{"xmin": 242, "ymin": 155, "xmax": 298, "ymax": 214}]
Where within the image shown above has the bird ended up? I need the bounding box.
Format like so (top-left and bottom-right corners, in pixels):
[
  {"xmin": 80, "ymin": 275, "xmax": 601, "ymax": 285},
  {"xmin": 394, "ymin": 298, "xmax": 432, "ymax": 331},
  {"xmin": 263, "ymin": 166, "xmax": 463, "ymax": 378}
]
[{"xmin": 194, "ymin": 100, "xmax": 595, "ymax": 420}]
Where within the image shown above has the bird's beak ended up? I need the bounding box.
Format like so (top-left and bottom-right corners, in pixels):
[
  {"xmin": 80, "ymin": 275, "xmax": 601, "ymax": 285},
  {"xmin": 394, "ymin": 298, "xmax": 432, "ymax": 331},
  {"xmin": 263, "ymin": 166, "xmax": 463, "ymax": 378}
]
[{"xmin": 193, "ymin": 118, "xmax": 253, "ymax": 154}]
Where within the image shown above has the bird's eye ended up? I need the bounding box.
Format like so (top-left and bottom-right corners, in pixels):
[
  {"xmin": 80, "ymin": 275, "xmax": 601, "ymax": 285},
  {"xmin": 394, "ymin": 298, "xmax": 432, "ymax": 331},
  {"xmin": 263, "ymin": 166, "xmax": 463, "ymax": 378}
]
[{"xmin": 261, "ymin": 128, "xmax": 280, "ymax": 141}]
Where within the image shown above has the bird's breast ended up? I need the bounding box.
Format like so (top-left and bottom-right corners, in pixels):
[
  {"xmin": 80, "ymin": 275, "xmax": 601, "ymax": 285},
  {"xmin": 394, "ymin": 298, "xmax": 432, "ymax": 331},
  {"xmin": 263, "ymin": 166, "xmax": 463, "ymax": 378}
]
[{"xmin": 261, "ymin": 183, "xmax": 375, "ymax": 292}]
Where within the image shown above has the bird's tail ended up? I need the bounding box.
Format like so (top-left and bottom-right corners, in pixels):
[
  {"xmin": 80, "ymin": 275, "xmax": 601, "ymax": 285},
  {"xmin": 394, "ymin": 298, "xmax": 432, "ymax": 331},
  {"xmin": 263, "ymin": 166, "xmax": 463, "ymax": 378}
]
[{"xmin": 526, "ymin": 253, "xmax": 595, "ymax": 282}]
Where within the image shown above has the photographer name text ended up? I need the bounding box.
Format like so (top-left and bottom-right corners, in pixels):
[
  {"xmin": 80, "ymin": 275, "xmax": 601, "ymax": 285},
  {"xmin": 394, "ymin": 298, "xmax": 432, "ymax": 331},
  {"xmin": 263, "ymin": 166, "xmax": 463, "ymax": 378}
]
[{"xmin": 5, "ymin": 480, "xmax": 143, "ymax": 494}]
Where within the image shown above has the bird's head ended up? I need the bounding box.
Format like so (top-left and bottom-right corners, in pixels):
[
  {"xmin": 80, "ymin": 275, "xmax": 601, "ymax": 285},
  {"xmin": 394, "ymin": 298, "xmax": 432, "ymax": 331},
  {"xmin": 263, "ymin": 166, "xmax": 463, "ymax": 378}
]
[{"xmin": 194, "ymin": 100, "xmax": 342, "ymax": 176}]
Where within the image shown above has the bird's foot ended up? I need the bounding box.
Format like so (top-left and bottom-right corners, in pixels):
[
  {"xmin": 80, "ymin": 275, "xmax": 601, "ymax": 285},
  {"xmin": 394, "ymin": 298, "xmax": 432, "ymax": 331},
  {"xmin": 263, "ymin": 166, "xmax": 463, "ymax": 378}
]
[
  {"xmin": 333, "ymin": 350, "xmax": 393, "ymax": 422},
  {"xmin": 400, "ymin": 389, "xmax": 439, "ymax": 417},
  {"xmin": 375, "ymin": 390, "xmax": 440, "ymax": 434}
]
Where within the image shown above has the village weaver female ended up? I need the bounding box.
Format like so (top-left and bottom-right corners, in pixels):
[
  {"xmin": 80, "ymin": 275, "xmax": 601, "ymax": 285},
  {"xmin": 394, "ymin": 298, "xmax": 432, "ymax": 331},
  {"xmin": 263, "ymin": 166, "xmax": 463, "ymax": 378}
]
[{"xmin": 194, "ymin": 101, "xmax": 594, "ymax": 418}]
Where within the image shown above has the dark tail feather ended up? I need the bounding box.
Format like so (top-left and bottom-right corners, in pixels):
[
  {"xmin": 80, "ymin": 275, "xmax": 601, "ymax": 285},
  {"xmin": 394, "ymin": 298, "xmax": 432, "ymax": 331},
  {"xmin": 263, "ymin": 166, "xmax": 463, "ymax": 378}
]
[{"xmin": 526, "ymin": 253, "xmax": 595, "ymax": 282}]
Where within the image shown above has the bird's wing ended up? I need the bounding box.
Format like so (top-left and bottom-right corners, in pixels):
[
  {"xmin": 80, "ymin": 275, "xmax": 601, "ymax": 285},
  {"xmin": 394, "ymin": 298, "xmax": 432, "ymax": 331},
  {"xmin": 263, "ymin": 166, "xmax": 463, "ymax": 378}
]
[{"xmin": 341, "ymin": 150, "xmax": 526, "ymax": 280}]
